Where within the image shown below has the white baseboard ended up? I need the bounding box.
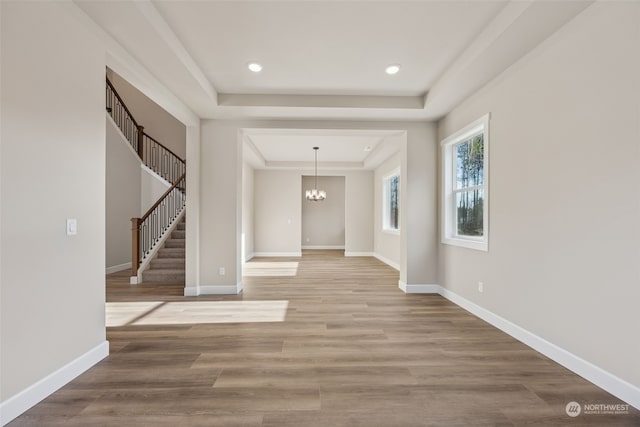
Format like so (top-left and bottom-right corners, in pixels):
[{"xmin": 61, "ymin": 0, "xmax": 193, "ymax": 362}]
[
  {"xmin": 105, "ymin": 262, "xmax": 131, "ymax": 275},
  {"xmin": 398, "ymin": 281, "xmax": 439, "ymax": 293},
  {"xmin": 0, "ymin": 341, "xmax": 109, "ymax": 426},
  {"xmin": 185, "ymin": 282, "xmax": 243, "ymax": 296},
  {"xmin": 253, "ymin": 252, "xmax": 302, "ymax": 257},
  {"xmin": 301, "ymin": 245, "xmax": 345, "ymax": 250},
  {"xmin": 183, "ymin": 286, "xmax": 198, "ymax": 297},
  {"xmin": 373, "ymin": 253, "xmax": 400, "ymax": 271},
  {"xmin": 400, "ymin": 283, "xmax": 640, "ymax": 410},
  {"xmin": 344, "ymin": 252, "xmax": 374, "ymax": 257},
  {"xmin": 244, "ymin": 252, "xmax": 255, "ymax": 262}
]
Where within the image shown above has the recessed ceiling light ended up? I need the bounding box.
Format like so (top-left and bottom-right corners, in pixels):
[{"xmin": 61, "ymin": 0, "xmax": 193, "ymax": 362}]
[
  {"xmin": 248, "ymin": 62, "xmax": 263, "ymax": 73},
  {"xmin": 385, "ymin": 64, "xmax": 401, "ymax": 75},
  {"xmin": 364, "ymin": 146, "xmax": 372, "ymax": 152}
]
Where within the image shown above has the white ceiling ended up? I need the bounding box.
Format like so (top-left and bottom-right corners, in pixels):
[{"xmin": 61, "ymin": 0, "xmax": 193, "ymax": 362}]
[
  {"xmin": 153, "ymin": 1, "xmax": 506, "ymax": 97},
  {"xmin": 74, "ymin": 0, "xmax": 593, "ymax": 167}
]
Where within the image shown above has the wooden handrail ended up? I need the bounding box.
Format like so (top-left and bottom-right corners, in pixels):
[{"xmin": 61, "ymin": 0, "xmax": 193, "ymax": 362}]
[
  {"xmin": 140, "ymin": 173, "xmax": 186, "ymax": 223},
  {"xmin": 143, "ymin": 132, "xmax": 186, "ymax": 164},
  {"xmin": 106, "ymin": 77, "xmax": 139, "ymax": 128}
]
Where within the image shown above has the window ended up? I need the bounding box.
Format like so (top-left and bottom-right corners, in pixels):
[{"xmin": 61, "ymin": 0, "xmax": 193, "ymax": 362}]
[
  {"xmin": 441, "ymin": 114, "xmax": 489, "ymax": 251},
  {"xmin": 383, "ymin": 171, "xmax": 400, "ymax": 233}
]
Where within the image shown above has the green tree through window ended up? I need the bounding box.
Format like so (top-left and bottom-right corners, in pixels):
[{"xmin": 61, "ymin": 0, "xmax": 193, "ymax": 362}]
[
  {"xmin": 388, "ymin": 175, "xmax": 399, "ymax": 230},
  {"xmin": 455, "ymin": 134, "xmax": 484, "ymax": 236}
]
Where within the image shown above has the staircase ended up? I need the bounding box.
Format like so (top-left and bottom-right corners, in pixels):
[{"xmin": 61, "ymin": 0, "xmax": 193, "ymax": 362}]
[
  {"xmin": 142, "ymin": 216, "xmax": 186, "ymax": 283},
  {"xmin": 106, "ymin": 76, "xmax": 186, "ymax": 284}
]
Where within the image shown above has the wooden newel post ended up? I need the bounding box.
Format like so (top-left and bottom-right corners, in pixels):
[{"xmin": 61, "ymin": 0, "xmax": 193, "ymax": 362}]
[
  {"xmin": 131, "ymin": 218, "xmax": 141, "ymax": 277},
  {"xmin": 137, "ymin": 126, "xmax": 144, "ymax": 159}
]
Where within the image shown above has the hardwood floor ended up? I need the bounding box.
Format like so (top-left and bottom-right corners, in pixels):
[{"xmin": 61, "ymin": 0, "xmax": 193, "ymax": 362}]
[{"xmin": 10, "ymin": 250, "xmax": 639, "ymax": 426}]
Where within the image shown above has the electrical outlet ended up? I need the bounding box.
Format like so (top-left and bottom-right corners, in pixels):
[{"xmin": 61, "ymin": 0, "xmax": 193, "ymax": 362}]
[
  {"xmin": 478, "ymin": 282, "xmax": 484, "ymax": 293},
  {"xmin": 306, "ymin": 237, "xmax": 310, "ymax": 242},
  {"xmin": 219, "ymin": 267, "xmax": 225, "ymax": 276}
]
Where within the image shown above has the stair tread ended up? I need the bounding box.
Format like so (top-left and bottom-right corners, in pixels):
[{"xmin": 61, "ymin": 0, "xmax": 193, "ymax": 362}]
[
  {"xmin": 142, "ymin": 268, "xmax": 185, "ymax": 279},
  {"xmin": 139, "ymin": 215, "xmax": 186, "ymax": 283}
]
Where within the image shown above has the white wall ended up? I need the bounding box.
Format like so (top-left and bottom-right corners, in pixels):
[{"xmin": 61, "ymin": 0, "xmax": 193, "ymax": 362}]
[
  {"xmin": 1, "ymin": 0, "xmax": 107, "ymax": 413},
  {"xmin": 198, "ymin": 121, "xmax": 244, "ymax": 290},
  {"xmin": 302, "ymin": 176, "xmax": 345, "ymax": 248},
  {"xmin": 106, "ymin": 117, "xmax": 141, "ymax": 270},
  {"xmin": 438, "ymin": 1, "xmax": 640, "ymax": 390},
  {"xmin": 185, "ymin": 123, "xmax": 201, "ymax": 292},
  {"xmin": 242, "ymin": 162, "xmax": 255, "ymax": 261},
  {"xmin": 374, "ymin": 152, "xmax": 401, "ymax": 268},
  {"xmin": 344, "ymin": 170, "xmax": 374, "ymax": 254},
  {"xmin": 140, "ymin": 166, "xmax": 171, "ymax": 214},
  {"xmin": 107, "ymin": 70, "xmax": 186, "ymax": 160},
  {"xmin": 254, "ymin": 170, "xmax": 302, "ymax": 255}
]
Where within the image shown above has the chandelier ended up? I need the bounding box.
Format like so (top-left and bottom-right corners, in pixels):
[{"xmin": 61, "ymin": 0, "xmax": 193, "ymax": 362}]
[{"xmin": 305, "ymin": 147, "xmax": 326, "ymax": 201}]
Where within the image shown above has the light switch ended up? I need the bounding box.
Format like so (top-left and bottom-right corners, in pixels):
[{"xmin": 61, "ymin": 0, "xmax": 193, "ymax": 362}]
[{"xmin": 66, "ymin": 219, "xmax": 77, "ymax": 236}]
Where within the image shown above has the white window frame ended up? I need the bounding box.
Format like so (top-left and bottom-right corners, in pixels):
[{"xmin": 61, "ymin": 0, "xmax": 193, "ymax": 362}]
[
  {"xmin": 441, "ymin": 114, "xmax": 490, "ymax": 251},
  {"xmin": 382, "ymin": 169, "xmax": 400, "ymax": 235}
]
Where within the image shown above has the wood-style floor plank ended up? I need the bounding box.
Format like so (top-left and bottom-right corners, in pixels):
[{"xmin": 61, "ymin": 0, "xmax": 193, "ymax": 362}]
[{"xmin": 9, "ymin": 250, "xmax": 639, "ymax": 426}]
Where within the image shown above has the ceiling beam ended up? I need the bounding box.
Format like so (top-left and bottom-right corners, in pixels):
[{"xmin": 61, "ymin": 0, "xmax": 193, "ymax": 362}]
[{"xmin": 219, "ymin": 94, "xmax": 424, "ymax": 110}]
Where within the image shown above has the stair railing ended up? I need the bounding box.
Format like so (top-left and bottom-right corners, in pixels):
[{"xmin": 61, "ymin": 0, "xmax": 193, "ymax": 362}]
[
  {"xmin": 105, "ymin": 77, "xmax": 187, "ymax": 277},
  {"xmin": 106, "ymin": 77, "xmax": 142, "ymax": 156},
  {"xmin": 106, "ymin": 77, "xmax": 185, "ymax": 185},
  {"xmin": 141, "ymin": 132, "xmax": 186, "ymax": 185},
  {"xmin": 131, "ymin": 173, "xmax": 186, "ymax": 276}
]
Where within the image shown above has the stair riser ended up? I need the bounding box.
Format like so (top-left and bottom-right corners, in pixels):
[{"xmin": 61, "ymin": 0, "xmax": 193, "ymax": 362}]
[
  {"xmin": 150, "ymin": 260, "xmax": 185, "ymax": 269},
  {"xmin": 172, "ymin": 231, "xmax": 185, "ymax": 239},
  {"xmin": 164, "ymin": 240, "xmax": 185, "ymax": 248},
  {"xmin": 157, "ymin": 249, "xmax": 185, "ymax": 258},
  {"xmin": 142, "ymin": 273, "xmax": 184, "ymax": 283}
]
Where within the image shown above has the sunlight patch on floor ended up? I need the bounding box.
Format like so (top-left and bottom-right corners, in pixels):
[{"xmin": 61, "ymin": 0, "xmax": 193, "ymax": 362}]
[
  {"xmin": 243, "ymin": 261, "xmax": 299, "ymax": 277},
  {"xmin": 106, "ymin": 300, "xmax": 289, "ymax": 327}
]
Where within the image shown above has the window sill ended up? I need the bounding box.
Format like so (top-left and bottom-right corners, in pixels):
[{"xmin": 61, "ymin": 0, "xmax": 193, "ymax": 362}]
[{"xmin": 442, "ymin": 236, "xmax": 487, "ymax": 251}]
